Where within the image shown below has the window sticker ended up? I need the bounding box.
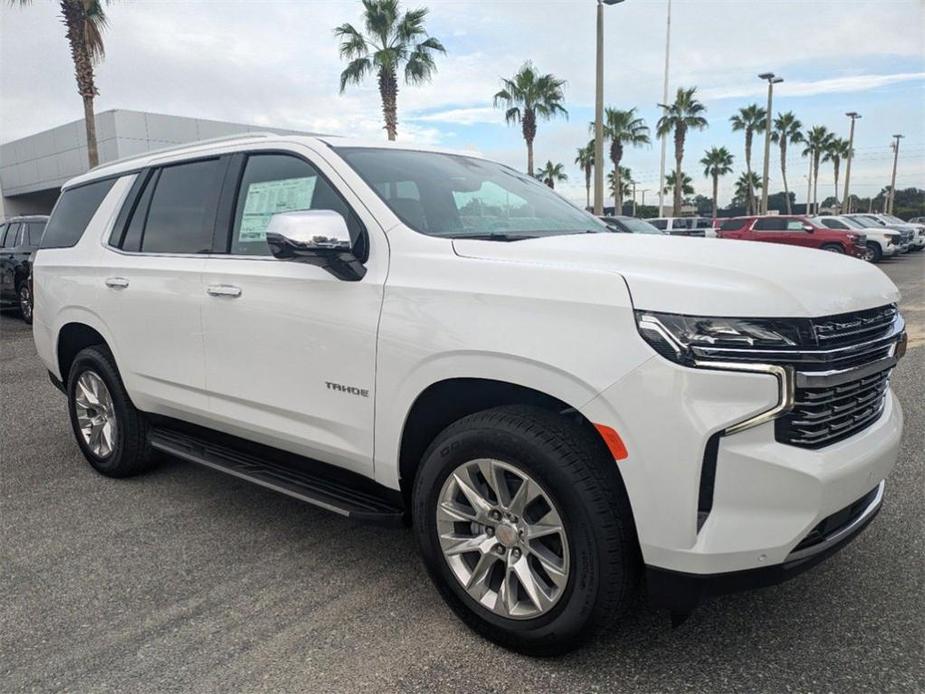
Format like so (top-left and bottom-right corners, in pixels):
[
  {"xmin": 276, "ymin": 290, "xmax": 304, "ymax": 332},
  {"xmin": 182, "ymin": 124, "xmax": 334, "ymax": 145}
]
[{"xmin": 238, "ymin": 176, "xmax": 317, "ymax": 242}]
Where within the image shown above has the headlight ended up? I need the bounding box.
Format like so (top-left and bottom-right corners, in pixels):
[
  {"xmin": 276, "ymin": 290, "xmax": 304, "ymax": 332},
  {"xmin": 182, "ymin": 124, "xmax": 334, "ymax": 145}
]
[
  {"xmin": 634, "ymin": 311, "xmax": 807, "ymax": 366},
  {"xmin": 846, "ymin": 233, "xmax": 858, "ymax": 242}
]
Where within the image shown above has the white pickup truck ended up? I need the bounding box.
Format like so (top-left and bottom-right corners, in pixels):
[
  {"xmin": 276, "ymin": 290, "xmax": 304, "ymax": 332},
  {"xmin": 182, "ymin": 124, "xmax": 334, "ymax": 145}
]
[{"xmin": 33, "ymin": 134, "xmax": 906, "ymax": 655}]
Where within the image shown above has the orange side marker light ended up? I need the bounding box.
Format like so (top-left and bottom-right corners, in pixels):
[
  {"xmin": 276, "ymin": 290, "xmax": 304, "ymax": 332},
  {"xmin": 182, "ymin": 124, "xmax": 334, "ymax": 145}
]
[{"xmin": 594, "ymin": 423, "xmax": 629, "ymax": 461}]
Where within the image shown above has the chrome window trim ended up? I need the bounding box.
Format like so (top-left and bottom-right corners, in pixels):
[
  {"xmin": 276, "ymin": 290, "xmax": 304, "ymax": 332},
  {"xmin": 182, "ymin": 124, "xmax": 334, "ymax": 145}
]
[{"xmin": 787, "ymin": 481, "xmax": 884, "ymax": 562}]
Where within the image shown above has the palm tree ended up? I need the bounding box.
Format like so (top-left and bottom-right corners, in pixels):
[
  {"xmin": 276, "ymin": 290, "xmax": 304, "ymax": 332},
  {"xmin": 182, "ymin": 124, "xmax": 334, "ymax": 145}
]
[
  {"xmin": 591, "ymin": 108, "xmax": 649, "ymax": 212},
  {"xmin": 335, "ymin": 0, "xmax": 445, "ymax": 141},
  {"xmin": 536, "ymin": 161, "xmax": 567, "ymax": 189},
  {"xmin": 700, "ymin": 146, "xmax": 734, "ymax": 219},
  {"xmin": 729, "ymin": 104, "xmax": 768, "ymax": 215},
  {"xmin": 734, "ymin": 171, "xmax": 762, "ymax": 208},
  {"xmin": 823, "ymin": 137, "xmax": 852, "ymax": 212},
  {"xmin": 803, "ymin": 126, "xmax": 833, "ymax": 215},
  {"xmin": 15, "ymin": 0, "xmax": 110, "ymax": 168},
  {"xmin": 493, "ymin": 62, "xmax": 567, "ymax": 176},
  {"xmin": 770, "ymin": 112, "xmax": 803, "ymax": 214},
  {"xmin": 607, "ymin": 167, "xmax": 635, "ymax": 213},
  {"xmin": 662, "ymin": 171, "xmax": 694, "ymax": 200},
  {"xmin": 574, "ymin": 141, "xmax": 594, "ymax": 210},
  {"xmin": 657, "ymin": 87, "xmax": 708, "ymax": 216}
]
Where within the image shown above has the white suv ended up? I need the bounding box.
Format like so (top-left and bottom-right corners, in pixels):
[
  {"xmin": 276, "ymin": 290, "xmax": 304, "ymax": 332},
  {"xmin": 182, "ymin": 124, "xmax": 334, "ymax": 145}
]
[
  {"xmin": 33, "ymin": 134, "xmax": 906, "ymax": 655},
  {"xmin": 813, "ymin": 216, "xmax": 900, "ymax": 262}
]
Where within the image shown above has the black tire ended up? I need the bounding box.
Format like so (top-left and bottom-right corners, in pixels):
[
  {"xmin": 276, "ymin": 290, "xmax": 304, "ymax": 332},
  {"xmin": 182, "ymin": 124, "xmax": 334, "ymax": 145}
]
[
  {"xmin": 865, "ymin": 242, "xmax": 882, "ymax": 263},
  {"xmin": 412, "ymin": 405, "xmax": 639, "ymax": 656},
  {"xmin": 17, "ymin": 282, "xmax": 33, "ymax": 324},
  {"xmin": 66, "ymin": 345, "xmax": 157, "ymax": 478},
  {"xmin": 821, "ymin": 244, "xmax": 845, "ymax": 254}
]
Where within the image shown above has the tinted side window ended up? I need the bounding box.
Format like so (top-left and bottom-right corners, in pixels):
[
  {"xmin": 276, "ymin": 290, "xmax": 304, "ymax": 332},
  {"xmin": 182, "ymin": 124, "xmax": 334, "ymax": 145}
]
[
  {"xmin": 2, "ymin": 223, "xmax": 20, "ymax": 248},
  {"xmin": 753, "ymin": 218, "xmax": 786, "ymax": 231},
  {"xmin": 649, "ymin": 219, "xmax": 668, "ymax": 230},
  {"xmin": 142, "ymin": 159, "xmax": 224, "ymax": 254},
  {"xmin": 719, "ymin": 218, "xmax": 744, "ymax": 231},
  {"xmin": 42, "ymin": 178, "xmax": 117, "ymax": 249},
  {"xmin": 229, "ymin": 153, "xmax": 364, "ymax": 257},
  {"xmin": 25, "ymin": 222, "xmax": 46, "ymax": 246}
]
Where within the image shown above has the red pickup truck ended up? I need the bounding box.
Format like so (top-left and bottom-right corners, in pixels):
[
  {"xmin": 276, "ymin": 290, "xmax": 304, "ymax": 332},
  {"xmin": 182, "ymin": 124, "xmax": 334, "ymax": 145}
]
[{"xmin": 717, "ymin": 215, "xmax": 867, "ymax": 257}]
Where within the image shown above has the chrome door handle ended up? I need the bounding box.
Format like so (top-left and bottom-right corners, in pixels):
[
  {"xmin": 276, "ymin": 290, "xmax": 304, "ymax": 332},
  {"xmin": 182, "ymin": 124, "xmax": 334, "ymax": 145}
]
[
  {"xmin": 105, "ymin": 277, "xmax": 129, "ymax": 289},
  {"xmin": 207, "ymin": 284, "xmax": 242, "ymax": 298}
]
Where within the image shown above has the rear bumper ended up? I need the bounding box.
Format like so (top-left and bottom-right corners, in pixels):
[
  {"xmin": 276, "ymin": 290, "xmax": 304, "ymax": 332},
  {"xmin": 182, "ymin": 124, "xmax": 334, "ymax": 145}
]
[{"xmin": 647, "ymin": 481, "xmax": 884, "ymax": 611}]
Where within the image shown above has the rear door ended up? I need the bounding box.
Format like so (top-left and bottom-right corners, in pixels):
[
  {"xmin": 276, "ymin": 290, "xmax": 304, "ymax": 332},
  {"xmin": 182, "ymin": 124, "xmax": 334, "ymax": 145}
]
[
  {"xmin": 0, "ymin": 222, "xmax": 21, "ymax": 303},
  {"xmin": 102, "ymin": 157, "xmax": 227, "ymax": 416},
  {"xmin": 199, "ymin": 147, "xmax": 387, "ymax": 477}
]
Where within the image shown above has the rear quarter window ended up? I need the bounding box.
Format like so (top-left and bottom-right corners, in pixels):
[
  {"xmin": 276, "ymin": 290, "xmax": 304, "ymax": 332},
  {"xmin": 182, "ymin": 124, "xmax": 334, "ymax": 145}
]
[{"xmin": 41, "ymin": 178, "xmax": 117, "ymax": 249}]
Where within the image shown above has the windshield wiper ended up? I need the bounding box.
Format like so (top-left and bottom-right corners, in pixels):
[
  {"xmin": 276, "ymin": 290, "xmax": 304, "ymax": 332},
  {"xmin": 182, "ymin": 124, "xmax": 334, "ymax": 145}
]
[{"xmin": 445, "ymin": 233, "xmax": 537, "ymax": 241}]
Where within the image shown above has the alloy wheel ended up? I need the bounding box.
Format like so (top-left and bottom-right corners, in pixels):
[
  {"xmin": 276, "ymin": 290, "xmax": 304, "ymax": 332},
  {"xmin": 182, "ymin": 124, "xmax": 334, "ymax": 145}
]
[
  {"xmin": 436, "ymin": 458, "xmax": 570, "ymax": 619},
  {"xmin": 74, "ymin": 370, "xmax": 118, "ymax": 458},
  {"xmin": 18, "ymin": 285, "xmax": 31, "ymax": 321}
]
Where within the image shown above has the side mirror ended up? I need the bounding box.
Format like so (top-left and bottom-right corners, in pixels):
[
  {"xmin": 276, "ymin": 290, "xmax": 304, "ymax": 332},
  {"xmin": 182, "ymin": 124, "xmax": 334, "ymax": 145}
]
[
  {"xmin": 802, "ymin": 223, "xmax": 814, "ymax": 232},
  {"xmin": 265, "ymin": 210, "xmax": 366, "ymax": 281}
]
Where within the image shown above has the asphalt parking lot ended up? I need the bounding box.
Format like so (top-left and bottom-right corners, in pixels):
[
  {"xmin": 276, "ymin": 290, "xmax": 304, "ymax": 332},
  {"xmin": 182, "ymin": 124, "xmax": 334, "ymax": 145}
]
[{"xmin": 2, "ymin": 253, "xmax": 922, "ymax": 693}]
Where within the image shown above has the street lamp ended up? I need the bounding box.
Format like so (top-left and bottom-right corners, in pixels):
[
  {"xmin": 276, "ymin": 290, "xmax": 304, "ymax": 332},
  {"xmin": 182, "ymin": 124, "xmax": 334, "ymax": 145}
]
[
  {"xmin": 842, "ymin": 112, "xmax": 861, "ymax": 213},
  {"xmin": 594, "ymin": 0, "xmax": 626, "ymax": 216},
  {"xmin": 758, "ymin": 72, "xmax": 783, "ymax": 214},
  {"xmin": 888, "ymin": 133, "xmax": 903, "ymax": 214},
  {"xmin": 656, "ymin": 0, "xmax": 672, "ymax": 217}
]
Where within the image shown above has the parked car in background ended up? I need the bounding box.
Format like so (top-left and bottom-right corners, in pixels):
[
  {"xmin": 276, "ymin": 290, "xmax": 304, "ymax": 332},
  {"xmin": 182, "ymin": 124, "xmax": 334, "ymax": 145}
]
[
  {"xmin": 908, "ymin": 216, "xmax": 925, "ymax": 225},
  {"xmin": 599, "ymin": 216, "xmax": 665, "ymax": 234},
  {"xmin": 717, "ymin": 215, "xmax": 866, "ymax": 257},
  {"xmin": 0, "ymin": 215, "xmax": 48, "ymax": 324},
  {"xmin": 813, "ymin": 216, "xmax": 901, "ymax": 263},
  {"xmin": 843, "ymin": 214, "xmax": 916, "ymax": 253},
  {"xmin": 646, "ymin": 216, "xmax": 716, "ymax": 237},
  {"xmin": 870, "ymin": 214, "xmax": 925, "ymax": 251}
]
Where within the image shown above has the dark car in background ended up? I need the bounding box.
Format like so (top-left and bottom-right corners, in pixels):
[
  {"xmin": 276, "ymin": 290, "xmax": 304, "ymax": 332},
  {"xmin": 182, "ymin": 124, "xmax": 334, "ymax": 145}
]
[
  {"xmin": 717, "ymin": 215, "xmax": 867, "ymax": 257},
  {"xmin": 0, "ymin": 215, "xmax": 48, "ymax": 324},
  {"xmin": 599, "ymin": 215, "xmax": 665, "ymax": 234}
]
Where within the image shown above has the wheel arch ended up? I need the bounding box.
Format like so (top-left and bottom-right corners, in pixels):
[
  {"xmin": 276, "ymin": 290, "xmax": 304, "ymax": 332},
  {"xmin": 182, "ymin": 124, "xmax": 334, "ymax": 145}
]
[
  {"xmin": 57, "ymin": 321, "xmax": 111, "ymax": 382},
  {"xmin": 395, "ymin": 377, "xmax": 619, "ymax": 508}
]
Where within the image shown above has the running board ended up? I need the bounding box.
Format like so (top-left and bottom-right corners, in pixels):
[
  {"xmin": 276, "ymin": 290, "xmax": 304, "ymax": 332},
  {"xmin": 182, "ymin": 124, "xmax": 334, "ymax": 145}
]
[{"xmin": 148, "ymin": 428, "xmax": 404, "ymax": 526}]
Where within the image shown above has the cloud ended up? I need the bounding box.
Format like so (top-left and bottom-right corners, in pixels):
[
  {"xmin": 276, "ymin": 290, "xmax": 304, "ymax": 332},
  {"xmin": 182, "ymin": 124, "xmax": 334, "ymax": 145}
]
[
  {"xmin": 701, "ymin": 72, "xmax": 925, "ymax": 101},
  {"xmin": 410, "ymin": 106, "xmax": 499, "ymax": 125}
]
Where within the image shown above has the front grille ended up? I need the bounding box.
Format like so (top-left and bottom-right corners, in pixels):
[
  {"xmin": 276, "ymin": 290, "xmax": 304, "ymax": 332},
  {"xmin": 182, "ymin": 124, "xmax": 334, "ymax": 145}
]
[
  {"xmin": 690, "ymin": 304, "xmax": 903, "ymax": 448},
  {"xmin": 777, "ymin": 367, "xmax": 892, "ymax": 448}
]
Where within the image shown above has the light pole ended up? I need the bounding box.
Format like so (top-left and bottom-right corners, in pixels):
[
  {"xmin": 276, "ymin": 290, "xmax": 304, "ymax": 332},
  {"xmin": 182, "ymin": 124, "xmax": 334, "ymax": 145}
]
[
  {"xmin": 888, "ymin": 133, "xmax": 903, "ymax": 214},
  {"xmin": 842, "ymin": 112, "xmax": 861, "ymax": 213},
  {"xmin": 594, "ymin": 0, "xmax": 626, "ymax": 216},
  {"xmin": 758, "ymin": 73, "xmax": 782, "ymax": 214},
  {"xmin": 656, "ymin": 0, "xmax": 672, "ymax": 217},
  {"xmin": 805, "ymin": 146, "xmax": 813, "ymax": 215}
]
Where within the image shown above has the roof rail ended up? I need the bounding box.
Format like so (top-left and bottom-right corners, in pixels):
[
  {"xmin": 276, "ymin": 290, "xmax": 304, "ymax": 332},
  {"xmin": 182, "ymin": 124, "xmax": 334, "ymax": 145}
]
[{"xmin": 89, "ymin": 131, "xmax": 283, "ymax": 171}]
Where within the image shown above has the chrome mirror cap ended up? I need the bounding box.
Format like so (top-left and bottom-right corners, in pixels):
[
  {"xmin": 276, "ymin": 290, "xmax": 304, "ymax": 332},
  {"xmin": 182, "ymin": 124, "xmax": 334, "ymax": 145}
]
[{"xmin": 265, "ymin": 210, "xmax": 352, "ymax": 253}]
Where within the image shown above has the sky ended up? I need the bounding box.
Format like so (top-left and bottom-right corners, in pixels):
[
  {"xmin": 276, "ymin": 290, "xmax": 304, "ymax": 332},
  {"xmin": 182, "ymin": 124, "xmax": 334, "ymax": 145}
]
[{"xmin": 1, "ymin": 0, "xmax": 924, "ymax": 208}]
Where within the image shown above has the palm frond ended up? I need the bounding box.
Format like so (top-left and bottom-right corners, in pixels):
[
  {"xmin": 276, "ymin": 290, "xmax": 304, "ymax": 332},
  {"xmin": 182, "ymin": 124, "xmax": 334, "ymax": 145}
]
[{"xmin": 339, "ymin": 56, "xmax": 373, "ymax": 93}]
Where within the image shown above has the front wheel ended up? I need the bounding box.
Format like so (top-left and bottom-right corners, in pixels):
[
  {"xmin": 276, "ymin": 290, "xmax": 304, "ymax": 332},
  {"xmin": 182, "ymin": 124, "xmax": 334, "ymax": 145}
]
[
  {"xmin": 865, "ymin": 242, "xmax": 883, "ymax": 263},
  {"xmin": 821, "ymin": 243, "xmax": 845, "ymax": 254},
  {"xmin": 412, "ymin": 406, "xmax": 639, "ymax": 656}
]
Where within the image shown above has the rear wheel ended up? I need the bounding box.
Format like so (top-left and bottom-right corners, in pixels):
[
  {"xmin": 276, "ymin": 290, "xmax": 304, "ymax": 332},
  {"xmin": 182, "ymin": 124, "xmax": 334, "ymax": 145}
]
[
  {"xmin": 821, "ymin": 244, "xmax": 844, "ymax": 254},
  {"xmin": 66, "ymin": 345, "xmax": 157, "ymax": 477},
  {"xmin": 412, "ymin": 405, "xmax": 639, "ymax": 656},
  {"xmin": 865, "ymin": 242, "xmax": 882, "ymax": 263},
  {"xmin": 17, "ymin": 283, "xmax": 33, "ymax": 324}
]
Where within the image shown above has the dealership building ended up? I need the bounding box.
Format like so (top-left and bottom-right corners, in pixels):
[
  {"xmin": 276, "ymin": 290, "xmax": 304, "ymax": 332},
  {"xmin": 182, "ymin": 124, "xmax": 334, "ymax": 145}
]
[{"xmin": 0, "ymin": 109, "xmax": 311, "ymax": 219}]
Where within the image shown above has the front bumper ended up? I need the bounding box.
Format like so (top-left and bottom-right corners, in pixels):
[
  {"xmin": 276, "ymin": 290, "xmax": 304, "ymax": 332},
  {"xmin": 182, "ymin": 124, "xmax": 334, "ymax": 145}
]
[
  {"xmin": 579, "ymin": 352, "xmax": 903, "ymax": 580},
  {"xmin": 646, "ymin": 480, "xmax": 883, "ymax": 611}
]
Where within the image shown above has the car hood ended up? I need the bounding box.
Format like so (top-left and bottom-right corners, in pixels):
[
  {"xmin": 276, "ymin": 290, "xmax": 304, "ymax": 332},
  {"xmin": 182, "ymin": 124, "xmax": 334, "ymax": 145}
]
[{"xmin": 453, "ymin": 233, "xmax": 900, "ymax": 317}]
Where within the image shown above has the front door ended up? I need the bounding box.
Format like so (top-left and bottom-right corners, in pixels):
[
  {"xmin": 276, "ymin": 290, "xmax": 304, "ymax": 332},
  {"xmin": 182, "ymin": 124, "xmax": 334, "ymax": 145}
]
[{"xmin": 200, "ymin": 148, "xmax": 387, "ymax": 477}]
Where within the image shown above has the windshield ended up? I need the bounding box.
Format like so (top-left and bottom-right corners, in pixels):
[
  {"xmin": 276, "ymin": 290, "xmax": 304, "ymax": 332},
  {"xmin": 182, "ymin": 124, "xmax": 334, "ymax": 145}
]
[
  {"xmin": 833, "ymin": 217, "xmax": 867, "ymax": 230},
  {"xmin": 847, "ymin": 216, "xmax": 883, "ymax": 229},
  {"xmin": 336, "ymin": 147, "xmax": 607, "ymax": 239},
  {"xmin": 616, "ymin": 217, "xmax": 664, "ymax": 234},
  {"xmin": 880, "ymin": 214, "xmax": 907, "ymax": 225}
]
